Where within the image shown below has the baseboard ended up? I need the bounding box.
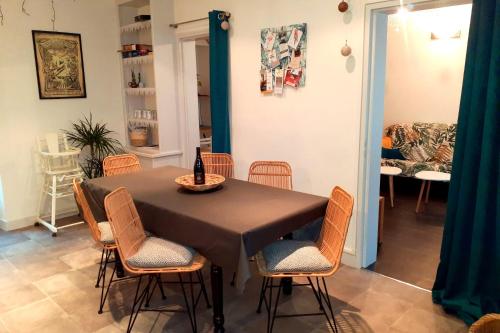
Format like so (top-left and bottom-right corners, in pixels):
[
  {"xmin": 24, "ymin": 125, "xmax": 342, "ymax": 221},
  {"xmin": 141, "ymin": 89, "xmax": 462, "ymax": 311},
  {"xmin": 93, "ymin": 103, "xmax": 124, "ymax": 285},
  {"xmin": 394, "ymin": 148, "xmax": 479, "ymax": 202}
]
[
  {"xmin": 0, "ymin": 208, "xmax": 79, "ymax": 231},
  {"xmin": 342, "ymin": 249, "xmax": 361, "ymax": 268}
]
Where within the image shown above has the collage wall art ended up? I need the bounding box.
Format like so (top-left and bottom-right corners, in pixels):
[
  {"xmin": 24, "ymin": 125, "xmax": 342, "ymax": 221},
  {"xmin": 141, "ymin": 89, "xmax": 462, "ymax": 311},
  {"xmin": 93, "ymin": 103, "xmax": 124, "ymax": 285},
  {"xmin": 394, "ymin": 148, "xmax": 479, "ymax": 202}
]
[{"xmin": 260, "ymin": 23, "xmax": 307, "ymax": 95}]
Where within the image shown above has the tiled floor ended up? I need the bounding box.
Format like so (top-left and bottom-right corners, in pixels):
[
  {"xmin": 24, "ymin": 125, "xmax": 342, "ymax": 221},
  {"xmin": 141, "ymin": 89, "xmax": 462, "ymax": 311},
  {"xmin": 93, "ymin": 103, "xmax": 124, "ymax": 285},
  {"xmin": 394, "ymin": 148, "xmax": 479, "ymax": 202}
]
[
  {"xmin": 371, "ymin": 177, "xmax": 448, "ymax": 290},
  {"xmin": 0, "ymin": 222, "xmax": 466, "ymax": 333}
]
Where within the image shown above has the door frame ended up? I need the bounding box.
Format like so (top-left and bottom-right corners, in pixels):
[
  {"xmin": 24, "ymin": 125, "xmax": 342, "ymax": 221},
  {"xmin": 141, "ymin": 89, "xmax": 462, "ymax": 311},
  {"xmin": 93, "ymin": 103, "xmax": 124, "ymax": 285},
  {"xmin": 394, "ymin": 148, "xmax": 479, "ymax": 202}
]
[
  {"xmin": 175, "ymin": 21, "xmax": 210, "ymax": 168},
  {"xmin": 357, "ymin": 0, "xmax": 471, "ymax": 268}
]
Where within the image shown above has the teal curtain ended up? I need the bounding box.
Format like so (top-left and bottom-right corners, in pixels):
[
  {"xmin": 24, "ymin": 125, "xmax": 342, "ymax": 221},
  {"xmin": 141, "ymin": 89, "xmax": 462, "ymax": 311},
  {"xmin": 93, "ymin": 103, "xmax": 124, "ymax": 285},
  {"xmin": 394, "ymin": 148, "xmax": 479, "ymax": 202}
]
[
  {"xmin": 432, "ymin": 0, "xmax": 500, "ymax": 325},
  {"xmin": 209, "ymin": 10, "xmax": 231, "ymax": 153}
]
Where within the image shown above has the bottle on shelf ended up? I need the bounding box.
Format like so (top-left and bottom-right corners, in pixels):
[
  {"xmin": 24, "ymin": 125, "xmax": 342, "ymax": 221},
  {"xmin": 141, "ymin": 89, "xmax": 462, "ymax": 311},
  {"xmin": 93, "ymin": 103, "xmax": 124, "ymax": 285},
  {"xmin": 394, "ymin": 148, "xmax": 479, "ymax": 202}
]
[{"xmin": 193, "ymin": 147, "xmax": 205, "ymax": 185}]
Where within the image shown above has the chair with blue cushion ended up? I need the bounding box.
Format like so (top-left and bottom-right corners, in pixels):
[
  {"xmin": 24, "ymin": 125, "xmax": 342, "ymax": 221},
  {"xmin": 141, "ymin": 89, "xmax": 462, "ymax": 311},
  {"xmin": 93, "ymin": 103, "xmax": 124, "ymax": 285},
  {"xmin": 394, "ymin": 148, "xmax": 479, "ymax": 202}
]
[
  {"xmin": 255, "ymin": 186, "xmax": 354, "ymax": 333},
  {"xmin": 104, "ymin": 187, "xmax": 210, "ymax": 333}
]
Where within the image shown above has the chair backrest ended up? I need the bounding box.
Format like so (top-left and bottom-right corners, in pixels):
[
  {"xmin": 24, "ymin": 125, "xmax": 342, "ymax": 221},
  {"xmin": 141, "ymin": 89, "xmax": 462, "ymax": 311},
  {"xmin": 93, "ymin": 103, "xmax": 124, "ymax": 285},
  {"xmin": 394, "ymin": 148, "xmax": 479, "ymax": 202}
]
[
  {"xmin": 37, "ymin": 133, "xmax": 80, "ymax": 173},
  {"xmin": 469, "ymin": 314, "xmax": 500, "ymax": 333},
  {"xmin": 317, "ymin": 186, "xmax": 354, "ymax": 272},
  {"xmin": 72, "ymin": 179, "xmax": 102, "ymax": 244},
  {"xmin": 201, "ymin": 153, "xmax": 234, "ymax": 178},
  {"xmin": 37, "ymin": 133, "xmax": 70, "ymax": 154},
  {"xmin": 248, "ymin": 161, "xmax": 292, "ymax": 190},
  {"xmin": 103, "ymin": 154, "xmax": 142, "ymax": 177},
  {"xmin": 104, "ymin": 187, "xmax": 146, "ymax": 266}
]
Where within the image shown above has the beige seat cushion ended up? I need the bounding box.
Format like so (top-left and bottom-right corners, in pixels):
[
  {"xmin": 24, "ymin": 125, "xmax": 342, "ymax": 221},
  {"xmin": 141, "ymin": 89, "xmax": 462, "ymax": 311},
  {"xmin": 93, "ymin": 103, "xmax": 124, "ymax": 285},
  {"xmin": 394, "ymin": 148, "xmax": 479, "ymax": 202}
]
[
  {"xmin": 260, "ymin": 240, "xmax": 333, "ymax": 273},
  {"xmin": 126, "ymin": 237, "xmax": 195, "ymax": 269},
  {"xmin": 97, "ymin": 222, "xmax": 114, "ymax": 244}
]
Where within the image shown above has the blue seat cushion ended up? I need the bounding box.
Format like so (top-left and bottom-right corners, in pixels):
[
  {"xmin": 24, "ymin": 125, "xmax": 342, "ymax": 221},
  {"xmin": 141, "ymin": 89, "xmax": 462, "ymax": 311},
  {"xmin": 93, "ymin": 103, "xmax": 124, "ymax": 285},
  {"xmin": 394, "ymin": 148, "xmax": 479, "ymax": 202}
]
[
  {"xmin": 126, "ymin": 237, "xmax": 195, "ymax": 269},
  {"xmin": 261, "ymin": 240, "xmax": 333, "ymax": 273}
]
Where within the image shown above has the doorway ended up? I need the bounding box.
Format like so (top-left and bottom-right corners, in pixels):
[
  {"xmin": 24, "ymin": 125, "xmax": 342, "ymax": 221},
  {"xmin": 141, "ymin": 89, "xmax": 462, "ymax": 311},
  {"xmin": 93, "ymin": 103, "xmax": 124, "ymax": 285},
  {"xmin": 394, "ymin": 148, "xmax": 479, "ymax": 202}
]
[
  {"xmin": 359, "ymin": 0, "xmax": 472, "ymax": 289},
  {"xmin": 177, "ymin": 26, "xmax": 210, "ymax": 167},
  {"xmin": 195, "ymin": 38, "xmax": 213, "ymax": 153}
]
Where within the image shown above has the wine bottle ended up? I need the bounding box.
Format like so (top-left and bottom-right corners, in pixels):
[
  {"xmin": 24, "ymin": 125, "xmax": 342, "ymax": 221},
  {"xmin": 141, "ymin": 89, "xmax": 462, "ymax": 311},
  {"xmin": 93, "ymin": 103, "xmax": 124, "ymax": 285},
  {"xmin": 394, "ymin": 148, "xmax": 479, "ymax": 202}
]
[{"xmin": 193, "ymin": 147, "xmax": 205, "ymax": 185}]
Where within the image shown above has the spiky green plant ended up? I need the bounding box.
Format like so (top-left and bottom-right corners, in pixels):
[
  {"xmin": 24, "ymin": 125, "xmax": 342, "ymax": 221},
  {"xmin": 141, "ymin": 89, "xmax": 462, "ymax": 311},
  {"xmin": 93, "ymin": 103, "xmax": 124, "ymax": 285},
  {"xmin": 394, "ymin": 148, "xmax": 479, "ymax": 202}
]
[{"xmin": 64, "ymin": 113, "xmax": 123, "ymax": 178}]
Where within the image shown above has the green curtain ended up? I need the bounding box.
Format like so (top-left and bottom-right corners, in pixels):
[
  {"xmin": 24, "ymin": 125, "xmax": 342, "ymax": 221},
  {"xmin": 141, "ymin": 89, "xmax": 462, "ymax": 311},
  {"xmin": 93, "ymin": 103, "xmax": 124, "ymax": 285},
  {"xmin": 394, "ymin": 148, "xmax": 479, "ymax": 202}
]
[
  {"xmin": 209, "ymin": 10, "xmax": 231, "ymax": 153},
  {"xmin": 432, "ymin": 0, "xmax": 500, "ymax": 325}
]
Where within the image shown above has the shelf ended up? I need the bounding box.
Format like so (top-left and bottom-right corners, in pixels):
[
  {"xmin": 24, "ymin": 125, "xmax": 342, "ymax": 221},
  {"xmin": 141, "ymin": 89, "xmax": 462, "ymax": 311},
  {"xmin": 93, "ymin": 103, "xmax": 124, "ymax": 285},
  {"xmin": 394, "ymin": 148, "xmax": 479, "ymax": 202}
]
[
  {"xmin": 126, "ymin": 146, "xmax": 183, "ymax": 159},
  {"xmin": 125, "ymin": 88, "xmax": 155, "ymax": 96},
  {"xmin": 120, "ymin": 20, "xmax": 151, "ymax": 33},
  {"xmin": 123, "ymin": 54, "xmax": 154, "ymax": 66},
  {"xmin": 128, "ymin": 118, "xmax": 158, "ymax": 124}
]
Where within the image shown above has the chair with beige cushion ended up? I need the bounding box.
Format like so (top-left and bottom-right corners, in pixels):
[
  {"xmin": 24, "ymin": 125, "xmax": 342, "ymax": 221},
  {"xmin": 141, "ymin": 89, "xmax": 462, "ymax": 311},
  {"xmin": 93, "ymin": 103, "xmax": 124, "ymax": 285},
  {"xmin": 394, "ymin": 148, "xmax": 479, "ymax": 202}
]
[
  {"xmin": 201, "ymin": 152, "xmax": 234, "ymax": 178},
  {"xmin": 104, "ymin": 187, "xmax": 209, "ymax": 333},
  {"xmin": 103, "ymin": 153, "xmax": 142, "ymax": 177},
  {"xmin": 248, "ymin": 161, "xmax": 293, "ymax": 190},
  {"xmin": 72, "ymin": 179, "xmax": 126, "ymax": 314},
  {"xmin": 255, "ymin": 186, "xmax": 354, "ymax": 333}
]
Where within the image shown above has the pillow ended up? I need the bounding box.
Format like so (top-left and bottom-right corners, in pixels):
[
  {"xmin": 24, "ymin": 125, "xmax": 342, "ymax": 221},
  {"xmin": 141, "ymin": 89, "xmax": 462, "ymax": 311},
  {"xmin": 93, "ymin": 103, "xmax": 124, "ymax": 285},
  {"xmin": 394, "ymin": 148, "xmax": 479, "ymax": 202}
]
[
  {"xmin": 381, "ymin": 136, "xmax": 392, "ymax": 149},
  {"xmin": 382, "ymin": 148, "xmax": 405, "ymax": 160}
]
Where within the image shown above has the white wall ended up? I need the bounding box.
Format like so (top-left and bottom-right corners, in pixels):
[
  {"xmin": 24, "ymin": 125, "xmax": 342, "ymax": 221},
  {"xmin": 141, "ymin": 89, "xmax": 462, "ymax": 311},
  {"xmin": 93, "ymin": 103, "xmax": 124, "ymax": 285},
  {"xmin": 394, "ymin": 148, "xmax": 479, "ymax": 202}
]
[
  {"xmin": 174, "ymin": 0, "xmax": 368, "ymax": 261},
  {"xmin": 0, "ymin": 0, "xmax": 125, "ymax": 229},
  {"xmin": 383, "ymin": 5, "xmax": 471, "ymax": 127}
]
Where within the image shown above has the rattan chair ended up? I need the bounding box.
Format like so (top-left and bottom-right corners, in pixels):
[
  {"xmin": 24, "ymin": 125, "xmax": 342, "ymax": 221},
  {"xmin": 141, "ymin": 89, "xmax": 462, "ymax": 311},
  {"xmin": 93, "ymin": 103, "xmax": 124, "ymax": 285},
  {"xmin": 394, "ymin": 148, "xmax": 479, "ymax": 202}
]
[
  {"xmin": 469, "ymin": 314, "xmax": 500, "ymax": 333},
  {"xmin": 201, "ymin": 152, "xmax": 234, "ymax": 178},
  {"xmin": 103, "ymin": 154, "xmax": 142, "ymax": 177},
  {"xmin": 104, "ymin": 187, "xmax": 210, "ymax": 333},
  {"xmin": 72, "ymin": 179, "xmax": 126, "ymax": 314},
  {"xmin": 255, "ymin": 186, "xmax": 354, "ymax": 333},
  {"xmin": 248, "ymin": 161, "xmax": 293, "ymax": 190}
]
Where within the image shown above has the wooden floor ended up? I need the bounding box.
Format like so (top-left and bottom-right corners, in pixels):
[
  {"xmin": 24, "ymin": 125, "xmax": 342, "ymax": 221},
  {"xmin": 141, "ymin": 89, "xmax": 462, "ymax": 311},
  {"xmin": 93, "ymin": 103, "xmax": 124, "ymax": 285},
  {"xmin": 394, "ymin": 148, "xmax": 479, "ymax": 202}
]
[{"xmin": 370, "ymin": 176, "xmax": 449, "ymax": 290}]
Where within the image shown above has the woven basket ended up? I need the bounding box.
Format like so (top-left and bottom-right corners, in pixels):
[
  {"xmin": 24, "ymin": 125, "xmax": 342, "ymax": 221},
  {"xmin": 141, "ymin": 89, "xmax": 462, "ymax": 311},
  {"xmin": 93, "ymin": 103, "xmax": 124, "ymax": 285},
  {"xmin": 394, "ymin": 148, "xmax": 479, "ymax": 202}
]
[{"xmin": 175, "ymin": 174, "xmax": 225, "ymax": 192}]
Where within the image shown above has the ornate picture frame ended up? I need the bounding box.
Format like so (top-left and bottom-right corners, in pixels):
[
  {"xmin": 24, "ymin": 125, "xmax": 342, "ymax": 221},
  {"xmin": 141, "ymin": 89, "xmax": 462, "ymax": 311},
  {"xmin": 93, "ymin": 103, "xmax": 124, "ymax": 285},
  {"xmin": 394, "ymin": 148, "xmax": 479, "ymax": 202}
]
[{"xmin": 32, "ymin": 30, "xmax": 87, "ymax": 99}]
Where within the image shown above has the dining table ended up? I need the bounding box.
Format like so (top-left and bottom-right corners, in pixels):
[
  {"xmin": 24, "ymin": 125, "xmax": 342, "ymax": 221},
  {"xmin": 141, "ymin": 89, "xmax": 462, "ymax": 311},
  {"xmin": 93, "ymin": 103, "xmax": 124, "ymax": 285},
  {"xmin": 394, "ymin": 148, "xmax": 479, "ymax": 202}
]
[{"xmin": 82, "ymin": 165, "xmax": 329, "ymax": 332}]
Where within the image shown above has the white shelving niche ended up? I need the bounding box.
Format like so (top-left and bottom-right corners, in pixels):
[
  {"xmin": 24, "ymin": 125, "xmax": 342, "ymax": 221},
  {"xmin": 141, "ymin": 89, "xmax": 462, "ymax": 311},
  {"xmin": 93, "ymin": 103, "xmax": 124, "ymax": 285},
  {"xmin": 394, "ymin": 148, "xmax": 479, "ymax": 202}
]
[{"xmin": 117, "ymin": 0, "xmax": 182, "ymax": 168}]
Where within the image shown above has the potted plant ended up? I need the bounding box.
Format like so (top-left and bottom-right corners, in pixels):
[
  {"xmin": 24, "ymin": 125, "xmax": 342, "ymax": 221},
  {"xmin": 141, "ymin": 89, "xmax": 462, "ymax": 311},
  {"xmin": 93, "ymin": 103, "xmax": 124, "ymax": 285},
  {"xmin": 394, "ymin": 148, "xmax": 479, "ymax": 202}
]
[{"xmin": 64, "ymin": 113, "xmax": 123, "ymax": 178}]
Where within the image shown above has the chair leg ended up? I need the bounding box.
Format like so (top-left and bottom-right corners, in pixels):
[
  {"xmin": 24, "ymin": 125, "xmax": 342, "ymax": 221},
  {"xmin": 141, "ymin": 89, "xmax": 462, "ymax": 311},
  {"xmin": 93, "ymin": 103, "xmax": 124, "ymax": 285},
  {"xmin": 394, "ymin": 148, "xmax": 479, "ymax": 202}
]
[
  {"xmin": 196, "ymin": 270, "xmax": 211, "ymax": 308},
  {"xmin": 179, "ymin": 273, "xmax": 197, "ymax": 333},
  {"xmin": 266, "ymin": 278, "xmax": 274, "ymax": 333},
  {"xmin": 308, "ymin": 277, "xmax": 335, "ymax": 332},
  {"xmin": 321, "ymin": 277, "xmax": 339, "ymax": 333},
  {"xmin": 36, "ymin": 177, "xmax": 48, "ymax": 224},
  {"xmin": 144, "ymin": 276, "xmax": 158, "ymax": 308},
  {"xmin": 50, "ymin": 175, "xmax": 57, "ymax": 235},
  {"xmin": 256, "ymin": 277, "xmax": 268, "ymax": 314},
  {"xmin": 98, "ymin": 249, "xmax": 116, "ymax": 314},
  {"xmin": 156, "ymin": 274, "xmax": 167, "ymax": 300},
  {"xmin": 269, "ymin": 279, "xmax": 283, "ymax": 333},
  {"xmin": 95, "ymin": 248, "xmax": 106, "ymax": 288},
  {"xmin": 127, "ymin": 275, "xmax": 152, "ymax": 333},
  {"xmin": 189, "ymin": 273, "xmax": 198, "ymax": 332}
]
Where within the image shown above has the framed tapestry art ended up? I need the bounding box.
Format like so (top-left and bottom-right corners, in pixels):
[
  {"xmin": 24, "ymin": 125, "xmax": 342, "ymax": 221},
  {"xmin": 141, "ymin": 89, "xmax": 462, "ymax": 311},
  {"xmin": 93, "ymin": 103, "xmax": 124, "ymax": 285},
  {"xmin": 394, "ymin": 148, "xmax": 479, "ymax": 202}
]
[{"xmin": 32, "ymin": 30, "xmax": 87, "ymax": 99}]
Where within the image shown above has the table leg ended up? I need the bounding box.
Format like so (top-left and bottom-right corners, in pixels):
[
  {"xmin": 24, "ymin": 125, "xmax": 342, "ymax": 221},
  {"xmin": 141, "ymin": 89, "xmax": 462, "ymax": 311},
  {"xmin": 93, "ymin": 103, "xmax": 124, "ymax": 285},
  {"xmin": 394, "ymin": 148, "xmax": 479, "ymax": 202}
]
[
  {"xmin": 389, "ymin": 175, "xmax": 395, "ymax": 208},
  {"xmin": 211, "ymin": 264, "xmax": 225, "ymax": 332},
  {"xmin": 416, "ymin": 180, "xmax": 426, "ymax": 213},
  {"xmin": 425, "ymin": 181, "xmax": 431, "ymax": 204},
  {"xmin": 282, "ymin": 233, "xmax": 293, "ymax": 295},
  {"xmin": 114, "ymin": 249, "xmax": 125, "ymax": 278}
]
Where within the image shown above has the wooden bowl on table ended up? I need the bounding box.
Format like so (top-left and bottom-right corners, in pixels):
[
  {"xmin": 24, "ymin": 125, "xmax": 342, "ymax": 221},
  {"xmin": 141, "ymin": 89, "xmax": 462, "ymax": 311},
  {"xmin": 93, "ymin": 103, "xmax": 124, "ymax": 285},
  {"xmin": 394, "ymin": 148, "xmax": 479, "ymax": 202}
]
[{"xmin": 175, "ymin": 174, "xmax": 225, "ymax": 192}]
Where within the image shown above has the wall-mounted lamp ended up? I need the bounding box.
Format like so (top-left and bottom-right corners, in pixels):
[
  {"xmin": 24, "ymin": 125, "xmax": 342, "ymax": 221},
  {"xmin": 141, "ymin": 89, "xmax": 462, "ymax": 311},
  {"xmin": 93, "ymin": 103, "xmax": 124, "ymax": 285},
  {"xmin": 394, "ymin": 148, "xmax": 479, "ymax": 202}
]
[{"xmin": 431, "ymin": 30, "xmax": 461, "ymax": 40}]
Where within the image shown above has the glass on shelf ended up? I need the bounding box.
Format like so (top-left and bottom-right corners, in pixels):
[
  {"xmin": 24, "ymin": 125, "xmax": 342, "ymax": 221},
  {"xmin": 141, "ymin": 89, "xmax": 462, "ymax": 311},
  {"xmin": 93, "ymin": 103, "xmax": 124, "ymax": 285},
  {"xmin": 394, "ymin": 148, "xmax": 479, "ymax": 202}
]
[{"xmin": 128, "ymin": 109, "xmax": 157, "ymax": 121}]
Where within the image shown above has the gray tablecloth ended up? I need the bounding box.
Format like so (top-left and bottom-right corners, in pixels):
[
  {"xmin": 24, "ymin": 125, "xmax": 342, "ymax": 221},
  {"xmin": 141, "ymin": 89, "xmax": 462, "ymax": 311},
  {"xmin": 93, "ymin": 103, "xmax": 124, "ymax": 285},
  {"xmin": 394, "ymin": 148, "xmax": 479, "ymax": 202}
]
[{"xmin": 82, "ymin": 166, "xmax": 328, "ymax": 289}]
